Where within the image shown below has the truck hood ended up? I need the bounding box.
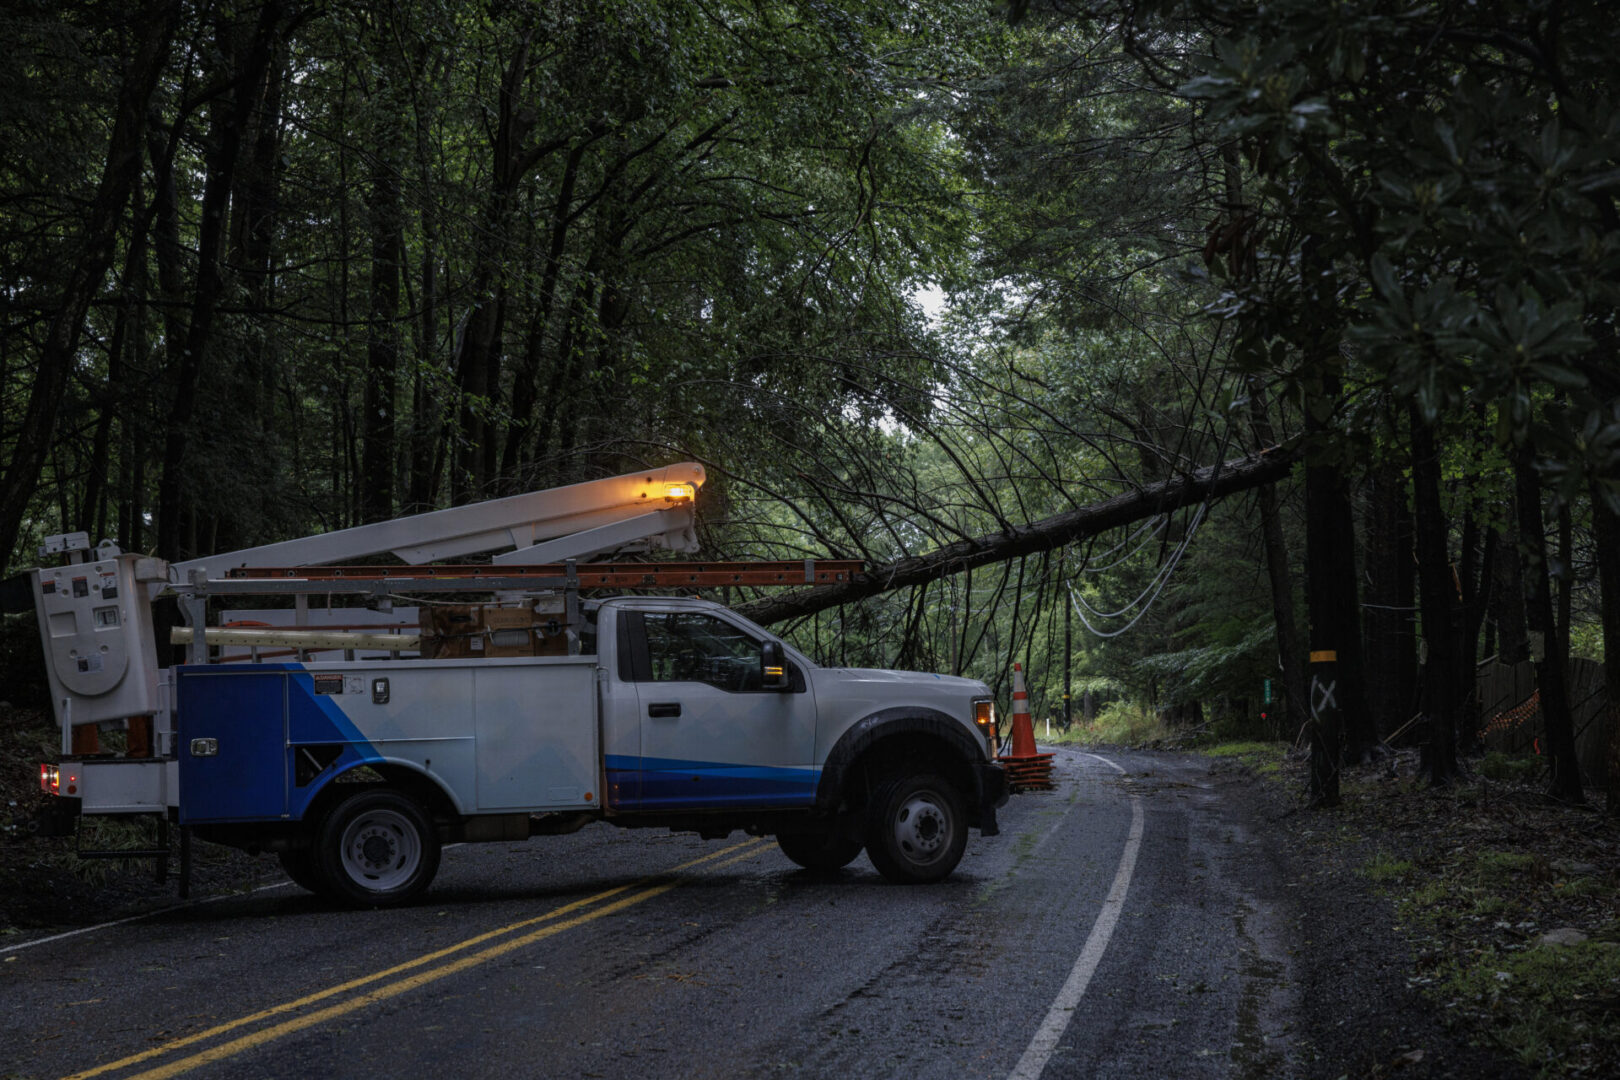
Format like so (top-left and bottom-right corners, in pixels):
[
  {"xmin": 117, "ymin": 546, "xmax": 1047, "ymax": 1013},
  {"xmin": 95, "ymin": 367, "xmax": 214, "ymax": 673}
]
[
  {"xmin": 823, "ymin": 667, "xmax": 991, "ymax": 697},
  {"xmin": 806, "ymin": 666, "xmax": 995, "ymax": 763}
]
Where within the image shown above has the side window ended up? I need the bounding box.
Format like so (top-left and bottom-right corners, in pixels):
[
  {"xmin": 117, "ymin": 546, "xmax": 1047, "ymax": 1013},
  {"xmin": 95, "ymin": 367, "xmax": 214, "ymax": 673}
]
[{"xmin": 642, "ymin": 612, "xmax": 763, "ymax": 692}]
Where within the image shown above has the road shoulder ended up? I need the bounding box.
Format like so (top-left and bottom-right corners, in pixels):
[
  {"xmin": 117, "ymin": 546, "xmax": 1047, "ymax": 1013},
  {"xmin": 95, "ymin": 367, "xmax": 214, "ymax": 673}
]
[{"xmin": 1188, "ymin": 747, "xmax": 1536, "ymax": 1080}]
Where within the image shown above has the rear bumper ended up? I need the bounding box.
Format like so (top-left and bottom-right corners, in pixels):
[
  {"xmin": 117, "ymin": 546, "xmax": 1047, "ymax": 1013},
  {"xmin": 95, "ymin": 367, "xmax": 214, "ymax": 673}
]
[{"xmin": 973, "ymin": 761, "xmax": 1009, "ymax": 836}]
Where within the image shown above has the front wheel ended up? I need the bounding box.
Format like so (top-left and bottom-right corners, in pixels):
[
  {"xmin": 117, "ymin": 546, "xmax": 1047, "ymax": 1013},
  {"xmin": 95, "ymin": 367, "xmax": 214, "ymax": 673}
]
[
  {"xmin": 777, "ymin": 829, "xmax": 863, "ymax": 872},
  {"xmin": 865, "ymin": 774, "xmax": 967, "ymax": 884},
  {"xmin": 314, "ymin": 789, "xmax": 440, "ymax": 907}
]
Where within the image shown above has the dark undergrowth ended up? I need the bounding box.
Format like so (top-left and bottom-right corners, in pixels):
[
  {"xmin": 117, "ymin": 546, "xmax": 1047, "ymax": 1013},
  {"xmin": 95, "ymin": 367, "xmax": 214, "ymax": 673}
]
[
  {"xmin": 1, "ymin": 705, "xmax": 267, "ymax": 938},
  {"xmin": 1214, "ymin": 741, "xmax": 1619, "ymax": 1080}
]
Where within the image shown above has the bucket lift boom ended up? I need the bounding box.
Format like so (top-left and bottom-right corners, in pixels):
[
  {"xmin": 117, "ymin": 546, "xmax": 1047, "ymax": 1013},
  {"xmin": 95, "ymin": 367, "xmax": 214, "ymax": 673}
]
[
  {"xmin": 30, "ymin": 463, "xmax": 708, "ymax": 745},
  {"xmin": 168, "ymin": 462, "xmax": 707, "ymax": 584}
]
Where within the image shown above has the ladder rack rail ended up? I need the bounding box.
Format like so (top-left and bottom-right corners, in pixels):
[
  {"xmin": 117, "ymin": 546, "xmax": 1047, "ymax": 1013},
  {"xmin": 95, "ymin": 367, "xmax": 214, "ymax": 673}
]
[{"xmin": 222, "ymin": 559, "xmax": 864, "ymax": 588}]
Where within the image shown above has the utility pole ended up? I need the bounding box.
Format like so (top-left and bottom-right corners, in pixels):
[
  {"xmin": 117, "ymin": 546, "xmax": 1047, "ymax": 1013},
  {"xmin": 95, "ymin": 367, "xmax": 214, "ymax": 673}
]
[{"xmin": 1063, "ymin": 565, "xmax": 1072, "ymax": 730}]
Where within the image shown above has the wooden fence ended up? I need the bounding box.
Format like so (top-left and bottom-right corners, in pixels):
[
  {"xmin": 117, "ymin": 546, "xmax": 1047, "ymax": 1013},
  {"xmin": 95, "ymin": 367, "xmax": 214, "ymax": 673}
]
[{"xmin": 1476, "ymin": 658, "xmax": 1611, "ymax": 787}]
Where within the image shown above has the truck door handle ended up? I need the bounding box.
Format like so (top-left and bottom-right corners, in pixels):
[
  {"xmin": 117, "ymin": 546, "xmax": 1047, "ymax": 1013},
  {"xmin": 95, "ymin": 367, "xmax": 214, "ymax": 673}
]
[{"xmin": 647, "ymin": 702, "xmax": 681, "ymax": 718}]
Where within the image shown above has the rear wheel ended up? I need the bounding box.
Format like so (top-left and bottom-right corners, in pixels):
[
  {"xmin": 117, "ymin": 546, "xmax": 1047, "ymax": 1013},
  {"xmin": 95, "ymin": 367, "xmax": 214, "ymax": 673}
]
[
  {"xmin": 313, "ymin": 789, "xmax": 440, "ymax": 907},
  {"xmin": 864, "ymin": 773, "xmax": 967, "ymax": 884},
  {"xmin": 776, "ymin": 829, "xmax": 863, "ymax": 872}
]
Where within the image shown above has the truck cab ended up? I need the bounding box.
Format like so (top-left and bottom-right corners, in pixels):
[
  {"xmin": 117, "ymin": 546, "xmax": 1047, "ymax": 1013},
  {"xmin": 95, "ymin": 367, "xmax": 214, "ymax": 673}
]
[{"xmin": 594, "ymin": 597, "xmax": 1006, "ymax": 874}]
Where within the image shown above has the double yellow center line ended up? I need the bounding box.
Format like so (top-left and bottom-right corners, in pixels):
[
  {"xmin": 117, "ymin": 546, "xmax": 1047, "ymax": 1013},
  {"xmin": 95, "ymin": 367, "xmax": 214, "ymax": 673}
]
[{"xmin": 66, "ymin": 838, "xmax": 769, "ymax": 1080}]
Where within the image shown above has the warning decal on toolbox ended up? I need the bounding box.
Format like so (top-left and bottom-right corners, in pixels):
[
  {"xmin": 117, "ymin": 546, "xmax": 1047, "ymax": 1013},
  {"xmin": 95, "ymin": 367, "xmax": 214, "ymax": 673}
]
[{"xmin": 313, "ymin": 673, "xmax": 344, "ymax": 695}]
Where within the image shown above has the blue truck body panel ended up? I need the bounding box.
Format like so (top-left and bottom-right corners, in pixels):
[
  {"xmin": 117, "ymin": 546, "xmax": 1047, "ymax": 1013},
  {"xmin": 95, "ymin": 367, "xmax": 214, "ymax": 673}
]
[
  {"xmin": 605, "ymin": 753, "xmax": 818, "ymax": 811},
  {"xmin": 176, "ymin": 664, "xmax": 385, "ymax": 824}
]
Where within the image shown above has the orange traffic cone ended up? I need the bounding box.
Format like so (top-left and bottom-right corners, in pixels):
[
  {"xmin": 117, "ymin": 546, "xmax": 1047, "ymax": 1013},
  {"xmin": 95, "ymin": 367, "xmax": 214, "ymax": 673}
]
[
  {"xmin": 1007, "ymin": 663, "xmax": 1038, "ymax": 757},
  {"xmin": 998, "ymin": 663, "xmax": 1054, "ymax": 791}
]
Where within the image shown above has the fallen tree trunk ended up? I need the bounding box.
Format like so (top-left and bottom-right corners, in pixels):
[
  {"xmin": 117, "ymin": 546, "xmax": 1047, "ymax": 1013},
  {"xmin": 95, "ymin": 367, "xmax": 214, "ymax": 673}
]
[{"xmin": 736, "ymin": 444, "xmax": 1300, "ymax": 627}]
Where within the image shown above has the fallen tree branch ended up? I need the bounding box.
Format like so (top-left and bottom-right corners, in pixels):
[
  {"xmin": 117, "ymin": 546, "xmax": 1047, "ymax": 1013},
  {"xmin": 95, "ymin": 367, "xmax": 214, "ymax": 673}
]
[{"xmin": 736, "ymin": 443, "xmax": 1301, "ymax": 626}]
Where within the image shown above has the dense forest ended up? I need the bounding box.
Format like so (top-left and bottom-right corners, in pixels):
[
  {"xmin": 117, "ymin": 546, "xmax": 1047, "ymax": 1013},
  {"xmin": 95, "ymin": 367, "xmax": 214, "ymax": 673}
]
[{"xmin": 3, "ymin": 0, "xmax": 1617, "ymax": 811}]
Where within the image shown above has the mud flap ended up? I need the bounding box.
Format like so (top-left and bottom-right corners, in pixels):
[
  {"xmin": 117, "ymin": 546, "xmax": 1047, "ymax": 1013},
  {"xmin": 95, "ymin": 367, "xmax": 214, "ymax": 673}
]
[
  {"xmin": 974, "ymin": 762, "xmax": 1008, "ymax": 836},
  {"xmin": 28, "ymin": 796, "xmax": 82, "ymax": 837}
]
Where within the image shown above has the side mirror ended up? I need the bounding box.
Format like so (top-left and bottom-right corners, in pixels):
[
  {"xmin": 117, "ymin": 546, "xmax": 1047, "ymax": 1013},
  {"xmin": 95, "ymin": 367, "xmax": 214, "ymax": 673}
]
[{"xmin": 761, "ymin": 640, "xmax": 790, "ymax": 691}]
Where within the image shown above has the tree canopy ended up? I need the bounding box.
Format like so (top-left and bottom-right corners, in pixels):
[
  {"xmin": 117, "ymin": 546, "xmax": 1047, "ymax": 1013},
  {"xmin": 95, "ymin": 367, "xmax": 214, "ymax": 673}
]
[{"xmin": 3, "ymin": 0, "xmax": 1617, "ymax": 811}]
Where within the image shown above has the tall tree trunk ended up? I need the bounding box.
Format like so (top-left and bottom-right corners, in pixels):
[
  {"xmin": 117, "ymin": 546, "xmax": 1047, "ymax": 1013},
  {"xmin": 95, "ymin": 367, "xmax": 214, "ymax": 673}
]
[
  {"xmin": 534, "ymin": 272, "xmax": 599, "ymax": 476},
  {"xmin": 156, "ymin": 1, "xmax": 285, "ymax": 558},
  {"xmin": 452, "ymin": 31, "xmax": 540, "ymax": 502},
  {"xmin": 575, "ymin": 278, "xmax": 632, "ymax": 464},
  {"xmin": 117, "ymin": 197, "xmax": 152, "ymax": 553},
  {"xmin": 1490, "ymin": 516, "xmax": 1531, "ymax": 663},
  {"xmin": 407, "ymin": 250, "xmax": 440, "ymax": 513},
  {"xmin": 147, "ymin": 115, "xmax": 188, "ymax": 388},
  {"xmin": 1591, "ymin": 480, "xmax": 1620, "ymax": 817},
  {"xmin": 1515, "ymin": 445, "xmax": 1583, "ymax": 803},
  {"xmin": 81, "ymin": 200, "xmax": 153, "ymax": 541},
  {"xmin": 407, "ymin": 70, "xmax": 441, "ymax": 514},
  {"xmin": 360, "ymin": 38, "xmax": 404, "ymax": 524},
  {"xmin": 1247, "ymin": 382, "xmax": 1307, "ymax": 740},
  {"xmin": 1452, "ymin": 409, "xmax": 1497, "ymax": 741},
  {"xmin": 230, "ymin": 23, "xmax": 288, "ymax": 541},
  {"xmin": 1455, "ymin": 522, "xmax": 1496, "ymax": 755},
  {"xmin": 360, "ymin": 222, "xmax": 402, "ymax": 522},
  {"xmin": 1363, "ymin": 457, "xmax": 1418, "ymax": 739},
  {"xmin": 1411, "ymin": 408, "xmax": 1461, "ymax": 785},
  {"xmin": 0, "ymin": 0, "xmax": 178, "ymax": 570},
  {"xmin": 502, "ymin": 138, "xmax": 589, "ymax": 486},
  {"xmin": 1303, "ymin": 455, "xmax": 1355, "ymax": 806}
]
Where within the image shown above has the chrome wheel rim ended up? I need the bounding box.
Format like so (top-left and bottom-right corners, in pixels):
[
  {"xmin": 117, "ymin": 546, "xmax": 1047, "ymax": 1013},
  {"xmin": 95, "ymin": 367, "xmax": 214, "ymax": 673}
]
[{"xmin": 893, "ymin": 792, "xmax": 951, "ymax": 864}]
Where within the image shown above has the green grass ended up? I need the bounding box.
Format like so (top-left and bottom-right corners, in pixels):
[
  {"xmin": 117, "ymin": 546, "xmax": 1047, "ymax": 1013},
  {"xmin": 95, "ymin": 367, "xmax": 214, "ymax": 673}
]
[
  {"xmin": 1389, "ymin": 842, "xmax": 1620, "ymax": 1076},
  {"xmin": 1481, "ymin": 751, "xmax": 1543, "ymax": 782},
  {"xmin": 1558, "ymin": 876, "xmax": 1610, "ymax": 898},
  {"xmin": 1362, "ymin": 851, "xmax": 1415, "ymax": 883},
  {"xmin": 1441, "ymin": 941, "xmax": 1620, "ymax": 1077},
  {"xmin": 1199, "ymin": 740, "xmax": 1288, "ymax": 776},
  {"xmin": 1473, "ymin": 850, "xmax": 1538, "ymax": 881},
  {"xmin": 1048, "ymin": 700, "xmax": 1172, "ymax": 746},
  {"xmin": 1397, "ymin": 849, "xmax": 1539, "ymax": 930},
  {"xmin": 1467, "ymin": 894, "xmax": 1514, "ymax": 918},
  {"xmin": 1040, "ymin": 724, "xmax": 1090, "ymax": 745},
  {"xmin": 1410, "ymin": 879, "xmax": 1449, "ymax": 908},
  {"xmin": 1200, "ymin": 740, "xmax": 1278, "ymax": 757}
]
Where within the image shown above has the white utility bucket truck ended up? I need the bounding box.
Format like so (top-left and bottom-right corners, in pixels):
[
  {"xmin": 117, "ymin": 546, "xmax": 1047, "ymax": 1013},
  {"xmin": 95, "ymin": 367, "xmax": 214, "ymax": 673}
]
[{"xmin": 23, "ymin": 464, "xmax": 1006, "ymax": 906}]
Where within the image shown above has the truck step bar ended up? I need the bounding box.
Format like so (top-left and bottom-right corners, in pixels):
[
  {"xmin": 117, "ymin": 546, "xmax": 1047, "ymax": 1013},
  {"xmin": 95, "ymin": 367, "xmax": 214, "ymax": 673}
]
[{"xmin": 74, "ymin": 816, "xmax": 192, "ymax": 898}]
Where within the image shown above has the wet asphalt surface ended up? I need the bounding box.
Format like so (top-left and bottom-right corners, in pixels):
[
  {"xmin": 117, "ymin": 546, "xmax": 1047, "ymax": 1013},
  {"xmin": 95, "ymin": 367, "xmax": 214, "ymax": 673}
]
[{"xmin": 1, "ymin": 748, "xmax": 1298, "ymax": 1080}]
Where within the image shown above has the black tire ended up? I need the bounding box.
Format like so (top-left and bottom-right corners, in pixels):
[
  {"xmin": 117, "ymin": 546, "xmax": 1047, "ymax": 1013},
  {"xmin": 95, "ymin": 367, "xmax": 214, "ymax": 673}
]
[
  {"xmin": 864, "ymin": 773, "xmax": 967, "ymax": 884},
  {"xmin": 776, "ymin": 829, "xmax": 863, "ymax": 872},
  {"xmin": 277, "ymin": 847, "xmax": 326, "ymax": 895},
  {"xmin": 313, "ymin": 789, "xmax": 441, "ymax": 907}
]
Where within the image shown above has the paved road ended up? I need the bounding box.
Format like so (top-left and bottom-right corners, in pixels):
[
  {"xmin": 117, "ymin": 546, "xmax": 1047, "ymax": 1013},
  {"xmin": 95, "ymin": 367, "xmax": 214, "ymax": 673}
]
[{"xmin": 1, "ymin": 748, "xmax": 1297, "ymax": 1080}]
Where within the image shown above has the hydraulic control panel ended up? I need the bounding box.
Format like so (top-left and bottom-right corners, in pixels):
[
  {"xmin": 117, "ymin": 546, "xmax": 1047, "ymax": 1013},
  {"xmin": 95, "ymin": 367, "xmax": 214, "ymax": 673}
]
[{"xmin": 33, "ymin": 548, "xmax": 167, "ymax": 731}]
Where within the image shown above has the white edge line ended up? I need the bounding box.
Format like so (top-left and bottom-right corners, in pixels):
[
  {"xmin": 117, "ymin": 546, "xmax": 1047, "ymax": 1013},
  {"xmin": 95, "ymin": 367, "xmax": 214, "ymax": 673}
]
[
  {"xmin": 0, "ymin": 879, "xmax": 295, "ymax": 956},
  {"xmin": 1007, "ymin": 752, "xmax": 1145, "ymax": 1080}
]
